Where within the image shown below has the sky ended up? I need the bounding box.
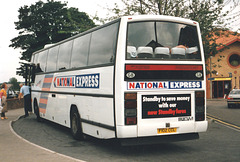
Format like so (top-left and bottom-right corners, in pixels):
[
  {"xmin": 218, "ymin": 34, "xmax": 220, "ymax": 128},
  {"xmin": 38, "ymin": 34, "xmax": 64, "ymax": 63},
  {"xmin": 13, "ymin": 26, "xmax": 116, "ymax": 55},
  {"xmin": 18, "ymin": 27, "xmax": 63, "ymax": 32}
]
[
  {"xmin": 0, "ymin": 0, "xmax": 117, "ymax": 83},
  {"xmin": 0, "ymin": 0, "xmax": 239, "ymax": 83}
]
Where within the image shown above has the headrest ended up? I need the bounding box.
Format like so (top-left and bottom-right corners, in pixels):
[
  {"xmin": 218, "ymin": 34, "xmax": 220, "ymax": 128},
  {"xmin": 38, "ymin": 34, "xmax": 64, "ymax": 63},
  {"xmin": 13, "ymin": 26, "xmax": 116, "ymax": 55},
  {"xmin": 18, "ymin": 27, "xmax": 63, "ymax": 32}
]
[
  {"xmin": 155, "ymin": 47, "xmax": 170, "ymax": 55},
  {"xmin": 137, "ymin": 47, "xmax": 153, "ymax": 54},
  {"xmin": 171, "ymin": 47, "xmax": 186, "ymax": 55},
  {"xmin": 127, "ymin": 46, "xmax": 137, "ymax": 58},
  {"xmin": 186, "ymin": 46, "xmax": 198, "ymax": 54}
]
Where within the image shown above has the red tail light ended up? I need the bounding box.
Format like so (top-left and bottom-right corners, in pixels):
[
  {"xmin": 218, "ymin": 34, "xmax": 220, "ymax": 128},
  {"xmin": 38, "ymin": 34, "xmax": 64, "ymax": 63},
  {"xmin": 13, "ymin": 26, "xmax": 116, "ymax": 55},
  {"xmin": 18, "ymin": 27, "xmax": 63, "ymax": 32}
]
[
  {"xmin": 125, "ymin": 93, "xmax": 137, "ymax": 125},
  {"xmin": 195, "ymin": 91, "xmax": 205, "ymax": 121},
  {"xmin": 125, "ymin": 100, "xmax": 137, "ymax": 109},
  {"xmin": 126, "ymin": 117, "xmax": 137, "ymax": 125}
]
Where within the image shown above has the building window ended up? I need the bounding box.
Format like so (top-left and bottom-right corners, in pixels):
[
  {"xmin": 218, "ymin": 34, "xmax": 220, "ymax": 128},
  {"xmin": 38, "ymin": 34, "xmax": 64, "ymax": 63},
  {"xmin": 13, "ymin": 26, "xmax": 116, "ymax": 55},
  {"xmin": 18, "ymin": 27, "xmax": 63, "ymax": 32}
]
[{"xmin": 229, "ymin": 54, "xmax": 240, "ymax": 67}]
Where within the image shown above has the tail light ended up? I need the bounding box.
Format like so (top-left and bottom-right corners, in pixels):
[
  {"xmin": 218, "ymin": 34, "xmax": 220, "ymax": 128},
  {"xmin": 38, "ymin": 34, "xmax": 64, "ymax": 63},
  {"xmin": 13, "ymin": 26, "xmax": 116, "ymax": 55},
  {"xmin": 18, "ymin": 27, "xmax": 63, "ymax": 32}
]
[
  {"xmin": 195, "ymin": 91, "xmax": 205, "ymax": 121},
  {"xmin": 125, "ymin": 93, "xmax": 137, "ymax": 125}
]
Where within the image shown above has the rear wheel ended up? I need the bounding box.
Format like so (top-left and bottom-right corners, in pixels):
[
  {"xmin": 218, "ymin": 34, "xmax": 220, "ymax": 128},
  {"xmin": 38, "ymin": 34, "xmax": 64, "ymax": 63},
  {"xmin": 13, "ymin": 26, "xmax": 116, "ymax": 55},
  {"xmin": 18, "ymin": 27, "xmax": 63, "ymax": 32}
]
[{"xmin": 70, "ymin": 108, "xmax": 83, "ymax": 140}]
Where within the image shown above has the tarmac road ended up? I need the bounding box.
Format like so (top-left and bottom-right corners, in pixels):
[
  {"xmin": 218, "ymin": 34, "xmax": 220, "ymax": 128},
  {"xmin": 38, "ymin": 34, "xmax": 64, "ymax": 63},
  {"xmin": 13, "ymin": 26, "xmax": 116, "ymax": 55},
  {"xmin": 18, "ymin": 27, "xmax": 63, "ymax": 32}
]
[
  {"xmin": 11, "ymin": 99, "xmax": 240, "ymax": 162},
  {"xmin": 207, "ymin": 99, "xmax": 240, "ymax": 126}
]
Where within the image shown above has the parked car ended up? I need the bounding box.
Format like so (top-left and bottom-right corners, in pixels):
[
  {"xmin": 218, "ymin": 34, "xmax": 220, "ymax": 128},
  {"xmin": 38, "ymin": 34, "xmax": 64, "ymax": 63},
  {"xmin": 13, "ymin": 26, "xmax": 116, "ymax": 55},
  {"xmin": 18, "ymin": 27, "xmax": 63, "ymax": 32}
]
[
  {"xmin": 227, "ymin": 89, "xmax": 240, "ymax": 108},
  {"xmin": 7, "ymin": 87, "xmax": 18, "ymax": 99}
]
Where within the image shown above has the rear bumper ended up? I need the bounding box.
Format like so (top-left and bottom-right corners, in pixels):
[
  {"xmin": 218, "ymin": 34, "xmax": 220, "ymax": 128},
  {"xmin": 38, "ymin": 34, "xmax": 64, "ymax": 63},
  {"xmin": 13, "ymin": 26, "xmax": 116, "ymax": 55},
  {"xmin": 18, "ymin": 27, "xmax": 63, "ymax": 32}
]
[
  {"xmin": 227, "ymin": 100, "xmax": 240, "ymax": 107},
  {"xmin": 227, "ymin": 100, "xmax": 240, "ymax": 104},
  {"xmin": 120, "ymin": 133, "xmax": 199, "ymax": 146}
]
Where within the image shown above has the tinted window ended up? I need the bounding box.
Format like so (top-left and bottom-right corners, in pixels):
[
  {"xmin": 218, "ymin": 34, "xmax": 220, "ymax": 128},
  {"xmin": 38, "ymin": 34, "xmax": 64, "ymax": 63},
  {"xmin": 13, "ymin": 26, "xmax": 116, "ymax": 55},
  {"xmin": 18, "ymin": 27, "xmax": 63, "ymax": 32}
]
[
  {"xmin": 70, "ymin": 34, "xmax": 91, "ymax": 68},
  {"xmin": 33, "ymin": 54, "xmax": 39, "ymax": 64},
  {"xmin": 230, "ymin": 90, "xmax": 240, "ymax": 94},
  {"xmin": 38, "ymin": 50, "xmax": 48, "ymax": 72},
  {"xmin": 127, "ymin": 22, "xmax": 155, "ymax": 48},
  {"xmin": 127, "ymin": 21, "xmax": 201, "ymax": 60},
  {"xmin": 46, "ymin": 46, "xmax": 59, "ymax": 72},
  {"xmin": 57, "ymin": 41, "xmax": 73, "ymax": 70},
  {"xmin": 88, "ymin": 22, "xmax": 119, "ymax": 66},
  {"xmin": 31, "ymin": 55, "xmax": 35, "ymax": 63}
]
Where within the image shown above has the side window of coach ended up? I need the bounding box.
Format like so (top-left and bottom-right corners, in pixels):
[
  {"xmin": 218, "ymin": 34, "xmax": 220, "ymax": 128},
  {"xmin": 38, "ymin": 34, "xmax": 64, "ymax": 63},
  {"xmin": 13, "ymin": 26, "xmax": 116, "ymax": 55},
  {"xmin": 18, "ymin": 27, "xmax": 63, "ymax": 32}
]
[
  {"xmin": 57, "ymin": 40, "xmax": 73, "ymax": 70},
  {"xmin": 46, "ymin": 45, "xmax": 59, "ymax": 72},
  {"xmin": 70, "ymin": 34, "xmax": 91, "ymax": 68},
  {"xmin": 88, "ymin": 22, "xmax": 119, "ymax": 66}
]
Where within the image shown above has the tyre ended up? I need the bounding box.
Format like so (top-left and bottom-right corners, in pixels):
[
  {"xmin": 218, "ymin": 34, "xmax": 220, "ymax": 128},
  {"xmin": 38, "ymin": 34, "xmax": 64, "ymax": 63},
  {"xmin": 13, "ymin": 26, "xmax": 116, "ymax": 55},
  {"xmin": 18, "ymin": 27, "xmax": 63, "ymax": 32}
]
[
  {"xmin": 34, "ymin": 100, "xmax": 42, "ymax": 122},
  {"xmin": 228, "ymin": 103, "xmax": 232, "ymax": 108},
  {"xmin": 70, "ymin": 108, "xmax": 83, "ymax": 140}
]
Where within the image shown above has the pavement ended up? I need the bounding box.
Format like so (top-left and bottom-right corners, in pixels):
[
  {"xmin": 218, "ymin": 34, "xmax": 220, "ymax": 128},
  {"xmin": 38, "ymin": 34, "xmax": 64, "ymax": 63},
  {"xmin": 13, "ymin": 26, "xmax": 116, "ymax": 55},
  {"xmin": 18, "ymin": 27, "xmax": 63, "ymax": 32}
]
[{"xmin": 0, "ymin": 108, "xmax": 81, "ymax": 162}]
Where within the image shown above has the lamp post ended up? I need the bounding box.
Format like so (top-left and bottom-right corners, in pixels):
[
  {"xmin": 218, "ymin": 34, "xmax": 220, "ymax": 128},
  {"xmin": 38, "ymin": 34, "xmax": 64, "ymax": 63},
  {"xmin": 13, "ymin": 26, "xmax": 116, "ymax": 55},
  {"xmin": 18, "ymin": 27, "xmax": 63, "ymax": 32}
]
[
  {"xmin": 235, "ymin": 77, "xmax": 237, "ymax": 88},
  {"xmin": 210, "ymin": 56, "xmax": 212, "ymax": 99},
  {"xmin": 229, "ymin": 72, "xmax": 232, "ymax": 89}
]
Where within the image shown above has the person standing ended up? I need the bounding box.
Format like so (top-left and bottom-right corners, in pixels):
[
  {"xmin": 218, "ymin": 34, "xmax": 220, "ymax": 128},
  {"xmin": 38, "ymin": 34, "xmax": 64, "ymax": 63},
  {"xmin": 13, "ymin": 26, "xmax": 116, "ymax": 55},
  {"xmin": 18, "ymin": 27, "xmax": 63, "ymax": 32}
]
[
  {"xmin": 0, "ymin": 83, "xmax": 8, "ymax": 120},
  {"xmin": 19, "ymin": 83, "xmax": 31, "ymax": 117}
]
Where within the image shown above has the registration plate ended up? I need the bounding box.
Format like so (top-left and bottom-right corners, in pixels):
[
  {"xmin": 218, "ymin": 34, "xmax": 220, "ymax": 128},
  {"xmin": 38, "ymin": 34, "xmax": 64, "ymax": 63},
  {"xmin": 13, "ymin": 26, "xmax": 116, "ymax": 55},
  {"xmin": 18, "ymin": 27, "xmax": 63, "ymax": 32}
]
[{"xmin": 157, "ymin": 128, "xmax": 177, "ymax": 134}]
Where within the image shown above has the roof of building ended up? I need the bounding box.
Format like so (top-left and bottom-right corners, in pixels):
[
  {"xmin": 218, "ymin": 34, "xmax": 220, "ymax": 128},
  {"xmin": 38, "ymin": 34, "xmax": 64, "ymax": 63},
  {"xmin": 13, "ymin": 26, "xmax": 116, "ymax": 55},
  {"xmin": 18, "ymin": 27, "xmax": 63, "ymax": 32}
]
[{"xmin": 215, "ymin": 31, "xmax": 240, "ymax": 51}]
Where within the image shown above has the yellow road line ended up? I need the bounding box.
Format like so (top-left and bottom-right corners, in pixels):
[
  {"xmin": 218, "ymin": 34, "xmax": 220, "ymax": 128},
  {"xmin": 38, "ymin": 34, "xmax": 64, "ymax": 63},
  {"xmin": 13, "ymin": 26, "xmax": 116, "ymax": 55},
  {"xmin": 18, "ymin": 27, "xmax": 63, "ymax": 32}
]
[{"xmin": 207, "ymin": 114, "xmax": 240, "ymax": 130}]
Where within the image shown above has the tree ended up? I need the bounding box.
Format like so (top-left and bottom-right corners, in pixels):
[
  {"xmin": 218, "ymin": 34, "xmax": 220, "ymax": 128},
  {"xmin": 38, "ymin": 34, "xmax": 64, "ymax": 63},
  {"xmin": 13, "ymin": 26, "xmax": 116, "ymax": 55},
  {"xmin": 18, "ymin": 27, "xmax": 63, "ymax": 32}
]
[
  {"xmin": 109, "ymin": 0, "xmax": 188, "ymax": 17},
  {"xmin": 187, "ymin": 0, "xmax": 226, "ymax": 60},
  {"xmin": 9, "ymin": 0, "xmax": 96, "ymax": 61},
  {"xmin": 106, "ymin": 0, "xmax": 238, "ymax": 60},
  {"xmin": 9, "ymin": 77, "xmax": 20, "ymax": 91}
]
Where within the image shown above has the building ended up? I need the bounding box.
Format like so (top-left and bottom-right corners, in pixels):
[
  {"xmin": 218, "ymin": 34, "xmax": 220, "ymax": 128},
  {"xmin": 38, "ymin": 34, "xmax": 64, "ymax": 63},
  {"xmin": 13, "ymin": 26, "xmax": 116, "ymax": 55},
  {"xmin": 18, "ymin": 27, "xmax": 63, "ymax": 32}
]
[{"xmin": 206, "ymin": 31, "xmax": 240, "ymax": 99}]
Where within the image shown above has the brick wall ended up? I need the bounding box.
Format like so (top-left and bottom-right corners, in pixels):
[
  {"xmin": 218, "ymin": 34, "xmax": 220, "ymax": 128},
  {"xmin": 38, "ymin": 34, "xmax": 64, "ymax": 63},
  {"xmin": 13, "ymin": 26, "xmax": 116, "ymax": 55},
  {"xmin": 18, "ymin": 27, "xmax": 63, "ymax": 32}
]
[
  {"xmin": 206, "ymin": 42, "xmax": 240, "ymax": 99},
  {"xmin": 6, "ymin": 98, "xmax": 24, "ymax": 110},
  {"xmin": 209, "ymin": 42, "xmax": 240, "ymax": 80}
]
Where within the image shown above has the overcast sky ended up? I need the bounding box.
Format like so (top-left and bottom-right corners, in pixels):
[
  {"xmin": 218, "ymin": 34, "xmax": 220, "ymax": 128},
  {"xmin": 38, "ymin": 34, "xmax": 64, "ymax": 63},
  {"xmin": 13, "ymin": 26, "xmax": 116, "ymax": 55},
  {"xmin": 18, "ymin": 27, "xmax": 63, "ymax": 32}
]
[
  {"xmin": 0, "ymin": 0, "xmax": 239, "ymax": 83},
  {"xmin": 0, "ymin": 0, "xmax": 116, "ymax": 83}
]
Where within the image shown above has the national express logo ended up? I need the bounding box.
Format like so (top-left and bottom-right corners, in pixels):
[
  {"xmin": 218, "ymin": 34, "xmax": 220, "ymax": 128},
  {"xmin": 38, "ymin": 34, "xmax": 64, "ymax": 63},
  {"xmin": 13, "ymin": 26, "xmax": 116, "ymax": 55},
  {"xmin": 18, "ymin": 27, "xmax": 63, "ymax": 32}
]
[
  {"xmin": 54, "ymin": 73, "xmax": 100, "ymax": 88},
  {"xmin": 127, "ymin": 81, "xmax": 202, "ymax": 90}
]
